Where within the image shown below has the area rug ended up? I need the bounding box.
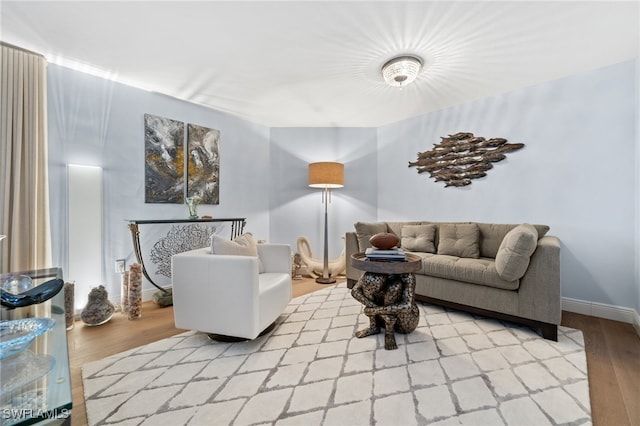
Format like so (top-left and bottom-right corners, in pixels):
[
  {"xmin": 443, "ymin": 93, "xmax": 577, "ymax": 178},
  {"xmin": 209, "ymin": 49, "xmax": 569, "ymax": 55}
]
[{"xmin": 82, "ymin": 283, "xmax": 591, "ymax": 426}]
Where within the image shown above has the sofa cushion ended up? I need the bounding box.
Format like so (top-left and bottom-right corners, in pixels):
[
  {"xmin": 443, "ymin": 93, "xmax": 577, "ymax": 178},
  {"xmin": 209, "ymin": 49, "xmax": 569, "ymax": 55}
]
[
  {"xmin": 211, "ymin": 233, "xmax": 263, "ymax": 272},
  {"xmin": 401, "ymin": 224, "xmax": 436, "ymax": 253},
  {"xmin": 494, "ymin": 224, "xmax": 539, "ymax": 281},
  {"xmin": 437, "ymin": 223, "xmax": 480, "ymax": 258},
  {"xmin": 477, "ymin": 223, "xmax": 550, "ymax": 258},
  {"xmin": 385, "ymin": 221, "xmax": 422, "ymax": 239},
  {"xmin": 354, "ymin": 222, "xmax": 388, "ymax": 251},
  {"xmin": 410, "ymin": 252, "xmax": 520, "ymax": 290}
]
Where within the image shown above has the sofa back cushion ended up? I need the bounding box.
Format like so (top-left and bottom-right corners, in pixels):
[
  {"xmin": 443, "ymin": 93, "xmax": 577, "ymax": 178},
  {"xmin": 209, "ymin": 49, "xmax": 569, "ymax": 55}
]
[
  {"xmin": 437, "ymin": 223, "xmax": 480, "ymax": 258},
  {"xmin": 401, "ymin": 224, "xmax": 437, "ymax": 253},
  {"xmin": 354, "ymin": 222, "xmax": 388, "ymax": 250},
  {"xmin": 354, "ymin": 221, "xmax": 551, "ymax": 259},
  {"xmin": 494, "ymin": 224, "xmax": 539, "ymax": 281},
  {"xmin": 477, "ymin": 223, "xmax": 550, "ymax": 258},
  {"xmin": 385, "ymin": 221, "xmax": 422, "ymax": 240}
]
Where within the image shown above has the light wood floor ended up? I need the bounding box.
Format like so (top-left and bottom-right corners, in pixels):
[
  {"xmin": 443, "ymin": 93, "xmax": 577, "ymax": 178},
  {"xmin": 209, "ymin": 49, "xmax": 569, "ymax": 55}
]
[{"xmin": 67, "ymin": 277, "xmax": 639, "ymax": 426}]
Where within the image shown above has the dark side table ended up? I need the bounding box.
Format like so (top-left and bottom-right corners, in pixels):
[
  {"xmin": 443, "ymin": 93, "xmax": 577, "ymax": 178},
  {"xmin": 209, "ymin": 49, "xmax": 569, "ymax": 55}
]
[{"xmin": 350, "ymin": 253, "xmax": 421, "ymax": 350}]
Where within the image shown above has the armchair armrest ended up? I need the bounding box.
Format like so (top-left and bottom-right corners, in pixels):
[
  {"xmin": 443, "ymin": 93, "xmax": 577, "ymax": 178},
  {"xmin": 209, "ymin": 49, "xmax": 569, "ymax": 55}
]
[{"xmin": 257, "ymin": 243, "xmax": 291, "ymax": 274}]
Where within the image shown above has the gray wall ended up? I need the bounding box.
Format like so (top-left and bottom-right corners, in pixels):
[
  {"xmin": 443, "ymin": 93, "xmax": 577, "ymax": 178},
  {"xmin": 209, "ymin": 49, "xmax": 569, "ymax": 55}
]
[{"xmin": 378, "ymin": 59, "xmax": 638, "ymax": 311}]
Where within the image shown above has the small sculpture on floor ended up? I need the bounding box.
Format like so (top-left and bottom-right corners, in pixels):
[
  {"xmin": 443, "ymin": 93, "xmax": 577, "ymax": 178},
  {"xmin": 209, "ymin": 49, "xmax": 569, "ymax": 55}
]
[
  {"xmin": 291, "ymin": 253, "xmax": 303, "ymax": 280},
  {"xmin": 351, "ymin": 272, "xmax": 419, "ymax": 350},
  {"xmin": 81, "ymin": 285, "xmax": 115, "ymax": 326}
]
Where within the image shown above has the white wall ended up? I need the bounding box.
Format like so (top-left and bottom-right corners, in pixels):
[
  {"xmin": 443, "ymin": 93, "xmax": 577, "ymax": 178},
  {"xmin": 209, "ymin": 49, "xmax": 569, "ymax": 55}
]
[
  {"xmin": 67, "ymin": 165, "xmax": 102, "ymax": 310},
  {"xmin": 636, "ymin": 58, "xmax": 640, "ymax": 323},
  {"xmin": 47, "ymin": 64, "xmax": 271, "ymax": 299},
  {"xmin": 378, "ymin": 59, "xmax": 639, "ymax": 311},
  {"xmin": 46, "ymin": 59, "xmax": 639, "ymax": 316}
]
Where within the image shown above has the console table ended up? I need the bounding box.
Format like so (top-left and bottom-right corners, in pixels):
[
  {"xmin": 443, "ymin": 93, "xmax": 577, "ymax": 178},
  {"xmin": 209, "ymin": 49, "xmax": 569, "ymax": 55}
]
[{"xmin": 127, "ymin": 218, "xmax": 246, "ymax": 292}]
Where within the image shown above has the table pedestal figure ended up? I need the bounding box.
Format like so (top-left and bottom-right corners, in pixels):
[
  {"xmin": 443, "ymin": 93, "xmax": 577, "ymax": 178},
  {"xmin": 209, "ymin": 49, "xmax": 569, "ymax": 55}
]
[{"xmin": 351, "ymin": 271, "xmax": 419, "ymax": 350}]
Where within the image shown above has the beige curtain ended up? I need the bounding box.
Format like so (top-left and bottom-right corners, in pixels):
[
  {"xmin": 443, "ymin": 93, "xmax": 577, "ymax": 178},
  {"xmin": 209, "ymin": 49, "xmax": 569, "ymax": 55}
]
[{"xmin": 0, "ymin": 43, "xmax": 52, "ymax": 273}]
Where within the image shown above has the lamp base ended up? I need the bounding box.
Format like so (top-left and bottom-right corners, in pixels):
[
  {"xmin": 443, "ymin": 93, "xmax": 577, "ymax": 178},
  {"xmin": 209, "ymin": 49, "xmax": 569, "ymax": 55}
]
[{"xmin": 315, "ymin": 276, "xmax": 336, "ymax": 284}]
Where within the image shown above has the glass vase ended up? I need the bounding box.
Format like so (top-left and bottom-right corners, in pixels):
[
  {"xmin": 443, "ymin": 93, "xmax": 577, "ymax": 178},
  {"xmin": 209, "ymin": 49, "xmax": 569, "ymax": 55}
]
[{"xmin": 185, "ymin": 196, "xmax": 201, "ymax": 219}]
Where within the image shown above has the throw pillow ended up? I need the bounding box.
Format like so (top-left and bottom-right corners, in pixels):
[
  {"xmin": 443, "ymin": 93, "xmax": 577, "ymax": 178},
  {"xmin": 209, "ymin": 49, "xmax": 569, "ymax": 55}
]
[
  {"xmin": 477, "ymin": 223, "xmax": 550, "ymax": 258},
  {"xmin": 354, "ymin": 222, "xmax": 388, "ymax": 251},
  {"xmin": 437, "ymin": 223, "xmax": 480, "ymax": 258},
  {"xmin": 401, "ymin": 224, "xmax": 436, "ymax": 253},
  {"xmin": 211, "ymin": 233, "xmax": 263, "ymax": 272},
  {"xmin": 495, "ymin": 224, "xmax": 538, "ymax": 281}
]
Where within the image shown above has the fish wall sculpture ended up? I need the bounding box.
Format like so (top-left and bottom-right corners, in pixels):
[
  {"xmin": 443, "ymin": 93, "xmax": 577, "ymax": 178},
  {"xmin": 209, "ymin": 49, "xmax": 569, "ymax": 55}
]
[{"xmin": 408, "ymin": 132, "xmax": 524, "ymax": 187}]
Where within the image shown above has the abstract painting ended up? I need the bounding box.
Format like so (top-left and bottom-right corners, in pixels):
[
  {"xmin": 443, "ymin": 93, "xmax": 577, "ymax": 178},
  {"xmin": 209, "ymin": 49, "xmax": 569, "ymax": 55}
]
[
  {"xmin": 144, "ymin": 114, "xmax": 185, "ymax": 203},
  {"xmin": 187, "ymin": 123, "xmax": 220, "ymax": 204}
]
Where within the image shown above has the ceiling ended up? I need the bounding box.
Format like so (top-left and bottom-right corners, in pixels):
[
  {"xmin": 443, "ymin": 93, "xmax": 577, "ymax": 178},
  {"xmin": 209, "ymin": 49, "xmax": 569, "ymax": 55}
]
[{"xmin": 1, "ymin": 1, "xmax": 638, "ymax": 127}]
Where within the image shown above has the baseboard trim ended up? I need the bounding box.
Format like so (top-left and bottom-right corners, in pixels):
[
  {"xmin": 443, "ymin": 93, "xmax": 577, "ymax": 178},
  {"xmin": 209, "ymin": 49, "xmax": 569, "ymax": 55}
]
[
  {"xmin": 563, "ymin": 297, "xmax": 640, "ymax": 336},
  {"xmin": 107, "ymin": 286, "xmax": 172, "ymax": 311},
  {"xmin": 141, "ymin": 286, "xmax": 170, "ymax": 303}
]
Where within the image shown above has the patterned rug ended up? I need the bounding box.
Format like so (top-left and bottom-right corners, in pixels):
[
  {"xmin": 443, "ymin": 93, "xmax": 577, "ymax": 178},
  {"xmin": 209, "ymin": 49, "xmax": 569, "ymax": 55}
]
[{"xmin": 82, "ymin": 283, "xmax": 591, "ymax": 425}]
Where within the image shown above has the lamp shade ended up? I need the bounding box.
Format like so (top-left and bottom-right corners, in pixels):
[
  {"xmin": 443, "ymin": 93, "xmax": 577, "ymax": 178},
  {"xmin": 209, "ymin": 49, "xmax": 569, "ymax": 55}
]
[{"xmin": 308, "ymin": 162, "xmax": 344, "ymax": 188}]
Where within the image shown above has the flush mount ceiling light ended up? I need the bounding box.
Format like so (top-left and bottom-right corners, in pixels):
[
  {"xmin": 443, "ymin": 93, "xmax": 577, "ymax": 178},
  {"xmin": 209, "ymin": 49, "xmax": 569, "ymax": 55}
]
[{"xmin": 381, "ymin": 55, "xmax": 423, "ymax": 88}]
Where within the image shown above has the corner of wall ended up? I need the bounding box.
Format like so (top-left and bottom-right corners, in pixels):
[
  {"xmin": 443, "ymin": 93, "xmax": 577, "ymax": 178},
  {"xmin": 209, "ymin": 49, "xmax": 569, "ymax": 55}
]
[{"xmin": 636, "ymin": 57, "xmax": 640, "ymax": 322}]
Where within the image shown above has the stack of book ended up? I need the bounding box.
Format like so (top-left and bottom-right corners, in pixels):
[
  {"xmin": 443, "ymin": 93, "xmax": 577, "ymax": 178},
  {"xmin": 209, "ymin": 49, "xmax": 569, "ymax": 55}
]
[{"xmin": 365, "ymin": 247, "xmax": 407, "ymax": 262}]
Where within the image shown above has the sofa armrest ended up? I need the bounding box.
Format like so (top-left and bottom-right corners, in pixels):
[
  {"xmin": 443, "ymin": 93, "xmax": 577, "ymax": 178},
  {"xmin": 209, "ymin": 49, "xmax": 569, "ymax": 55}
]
[
  {"xmin": 517, "ymin": 235, "xmax": 561, "ymax": 324},
  {"xmin": 345, "ymin": 232, "xmax": 361, "ymax": 281},
  {"xmin": 258, "ymin": 243, "xmax": 292, "ymax": 274}
]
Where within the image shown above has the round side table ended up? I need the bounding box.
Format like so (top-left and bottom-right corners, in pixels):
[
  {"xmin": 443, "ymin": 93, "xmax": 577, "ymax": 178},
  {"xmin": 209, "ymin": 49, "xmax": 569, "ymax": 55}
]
[{"xmin": 350, "ymin": 252, "xmax": 421, "ymax": 350}]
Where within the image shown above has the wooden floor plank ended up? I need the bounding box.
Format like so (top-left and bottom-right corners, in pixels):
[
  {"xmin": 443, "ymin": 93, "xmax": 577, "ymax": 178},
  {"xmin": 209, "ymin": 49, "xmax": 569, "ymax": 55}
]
[
  {"xmin": 600, "ymin": 318, "xmax": 640, "ymax": 425},
  {"xmin": 561, "ymin": 312, "xmax": 633, "ymax": 426}
]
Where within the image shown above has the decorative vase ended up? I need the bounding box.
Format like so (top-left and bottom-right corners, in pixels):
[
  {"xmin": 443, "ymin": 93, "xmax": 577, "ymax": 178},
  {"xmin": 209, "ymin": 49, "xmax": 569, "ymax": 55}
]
[
  {"xmin": 64, "ymin": 282, "xmax": 75, "ymax": 330},
  {"xmin": 80, "ymin": 285, "xmax": 115, "ymax": 326},
  {"xmin": 185, "ymin": 196, "xmax": 201, "ymax": 219},
  {"xmin": 120, "ymin": 271, "xmax": 129, "ymax": 315},
  {"xmin": 128, "ymin": 264, "xmax": 142, "ymax": 320}
]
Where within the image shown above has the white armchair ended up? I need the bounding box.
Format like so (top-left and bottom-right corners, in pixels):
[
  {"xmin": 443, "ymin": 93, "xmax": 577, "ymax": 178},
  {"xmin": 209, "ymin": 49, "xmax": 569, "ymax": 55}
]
[{"xmin": 171, "ymin": 244, "xmax": 292, "ymax": 340}]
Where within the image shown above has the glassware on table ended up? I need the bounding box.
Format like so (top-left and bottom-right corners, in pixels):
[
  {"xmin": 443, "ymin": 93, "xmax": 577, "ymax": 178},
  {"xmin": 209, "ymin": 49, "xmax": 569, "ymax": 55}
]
[{"xmin": 0, "ymin": 317, "xmax": 56, "ymax": 360}]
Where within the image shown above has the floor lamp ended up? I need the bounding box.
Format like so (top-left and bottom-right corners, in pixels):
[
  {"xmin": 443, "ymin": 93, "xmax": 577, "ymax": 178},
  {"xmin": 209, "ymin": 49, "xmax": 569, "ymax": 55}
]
[{"xmin": 308, "ymin": 162, "xmax": 344, "ymax": 284}]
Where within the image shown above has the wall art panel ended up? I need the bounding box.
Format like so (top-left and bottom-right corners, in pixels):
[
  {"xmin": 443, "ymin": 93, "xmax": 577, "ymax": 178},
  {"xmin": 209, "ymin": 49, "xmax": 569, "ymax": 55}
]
[
  {"xmin": 187, "ymin": 123, "xmax": 220, "ymax": 204},
  {"xmin": 144, "ymin": 114, "xmax": 185, "ymax": 203}
]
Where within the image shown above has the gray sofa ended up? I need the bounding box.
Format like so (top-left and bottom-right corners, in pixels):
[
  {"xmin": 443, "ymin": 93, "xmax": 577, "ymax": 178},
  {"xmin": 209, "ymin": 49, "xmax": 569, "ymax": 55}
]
[{"xmin": 345, "ymin": 221, "xmax": 561, "ymax": 340}]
